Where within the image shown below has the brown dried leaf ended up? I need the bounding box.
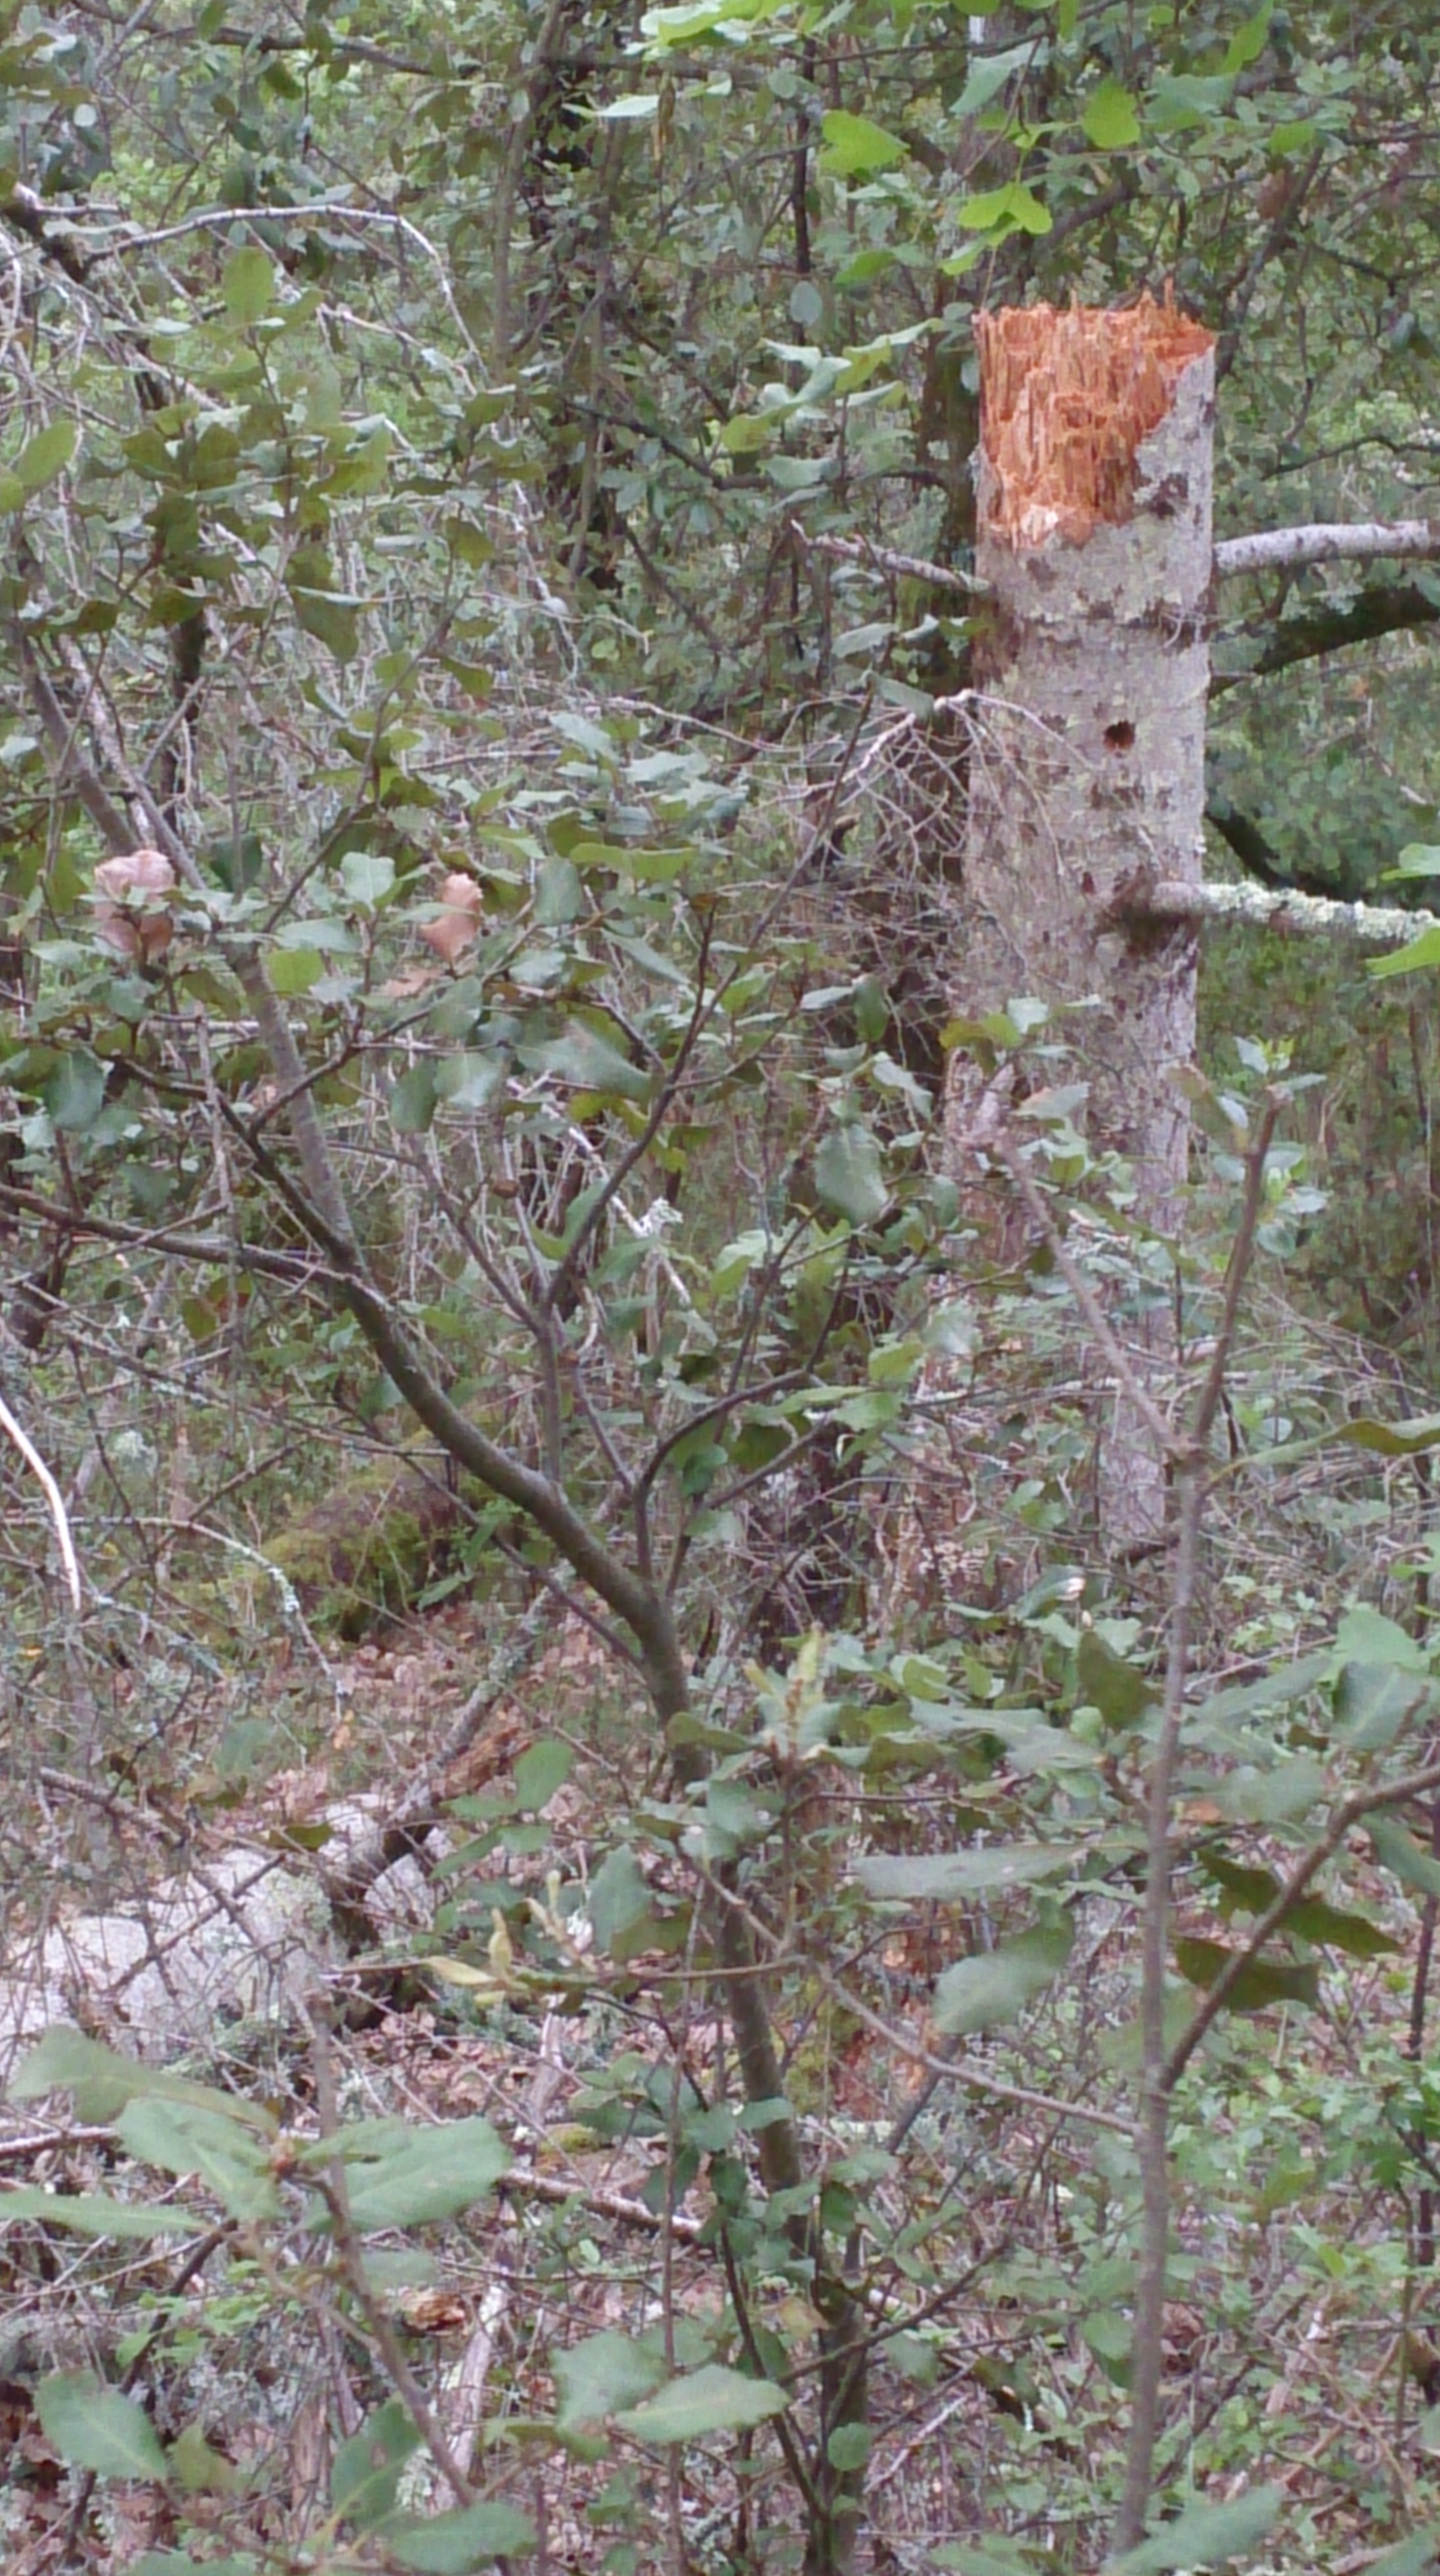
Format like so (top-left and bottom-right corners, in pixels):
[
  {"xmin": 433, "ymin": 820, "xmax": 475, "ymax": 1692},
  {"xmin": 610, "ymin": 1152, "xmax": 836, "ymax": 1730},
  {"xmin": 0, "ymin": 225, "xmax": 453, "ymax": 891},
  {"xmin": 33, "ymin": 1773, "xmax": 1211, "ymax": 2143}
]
[{"xmin": 418, "ymin": 872, "xmax": 484, "ymax": 962}]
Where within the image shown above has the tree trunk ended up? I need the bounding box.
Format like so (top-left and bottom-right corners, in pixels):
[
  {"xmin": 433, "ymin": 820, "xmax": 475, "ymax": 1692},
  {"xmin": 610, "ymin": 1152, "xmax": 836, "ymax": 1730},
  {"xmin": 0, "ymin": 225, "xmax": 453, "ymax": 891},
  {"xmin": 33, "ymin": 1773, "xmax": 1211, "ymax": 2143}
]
[{"xmin": 951, "ymin": 294, "xmax": 1217, "ymax": 1548}]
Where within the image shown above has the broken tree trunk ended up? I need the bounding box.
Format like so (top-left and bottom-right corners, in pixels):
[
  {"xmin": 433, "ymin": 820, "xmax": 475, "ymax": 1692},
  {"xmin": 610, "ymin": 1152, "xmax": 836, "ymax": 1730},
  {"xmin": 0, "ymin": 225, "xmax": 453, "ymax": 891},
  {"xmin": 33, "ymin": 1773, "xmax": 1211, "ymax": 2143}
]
[{"xmin": 949, "ymin": 293, "xmax": 1217, "ymax": 1549}]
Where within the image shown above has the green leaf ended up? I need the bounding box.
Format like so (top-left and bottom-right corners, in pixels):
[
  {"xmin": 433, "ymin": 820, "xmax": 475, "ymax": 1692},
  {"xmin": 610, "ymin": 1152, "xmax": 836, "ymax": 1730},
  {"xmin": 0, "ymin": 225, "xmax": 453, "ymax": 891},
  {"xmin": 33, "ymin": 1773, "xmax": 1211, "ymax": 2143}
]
[
  {"xmin": 1217, "ymin": 1753, "xmax": 1328, "ymax": 1824},
  {"xmin": 1198, "ymin": 1852, "xmax": 1280, "ymax": 1914},
  {"xmin": 268, "ymin": 945, "xmax": 325, "ymax": 995},
  {"xmin": 1334, "ymin": 1605, "xmax": 1428, "ymax": 1670},
  {"xmin": 1282, "ymin": 1896, "xmax": 1397, "ymax": 1958},
  {"xmin": 1082, "ymin": 80, "xmax": 1140, "ymax": 147},
  {"xmin": 332, "ymin": 2399, "xmax": 418, "ymax": 2531},
  {"xmin": 0, "ymin": 2187, "xmax": 202, "ymax": 2240},
  {"xmin": 116, "ymin": 2099, "xmax": 281, "ymax": 2222},
  {"xmin": 35, "ymin": 2372, "xmax": 169, "ymax": 2482},
  {"xmin": 857, "ymin": 1844, "xmax": 1074, "ymax": 1901},
  {"xmin": 614, "ymin": 2362, "xmax": 788, "ymax": 2443},
  {"xmin": 826, "ymin": 2423, "xmax": 871, "ymax": 2471},
  {"xmin": 11, "ymin": 418, "xmax": 79, "ymax": 497},
  {"xmin": 9, "ymin": 2029, "xmax": 277, "ymax": 2130},
  {"xmin": 1189, "ymin": 1654, "xmax": 1330, "ymax": 1732},
  {"xmin": 273, "ymin": 914, "xmax": 356, "ymax": 955},
  {"xmin": 44, "ymin": 1048, "xmax": 107, "ymax": 1134},
  {"xmin": 1220, "ymin": 0, "xmax": 1272, "ymax": 74},
  {"xmin": 385, "ymin": 2502, "xmax": 539, "ymax": 2571},
  {"xmin": 719, "ymin": 413, "xmax": 773, "ymax": 457},
  {"xmin": 535, "ymin": 852, "xmax": 583, "ymax": 923},
  {"xmin": 1213, "ymin": 1867, "xmax": 1397, "ymax": 1961},
  {"xmin": 1077, "ymin": 1630, "xmax": 1157, "ymax": 1728},
  {"xmin": 514, "ymin": 1737, "xmax": 574, "ymax": 1809},
  {"xmin": 556, "ymin": 2330, "xmax": 667, "ymax": 2431},
  {"xmin": 953, "ymin": 50, "xmax": 1021, "ymax": 118},
  {"xmin": 814, "ymin": 1124, "xmax": 888, "ymax": 1224},
  {"xmin": 1173, "ymin": 1939, "xmax": 1320, "ymax": 2013},
  {"xmin": 340, "ymin": 850, "xmax": 395, "ymax": 908},
  {"xmin": 1334, "ymin": 1412, "xmax": 1440, "ymax": 1456},
  {"xmin": 1389, "ymin": 844, "xmax": 1440, "ymax": 881},
  {"xmin": 1081, "ymin": 2305, "xmax": 1133, "ymax": 2384},
  {"xmin": 286, "ymin": 544, "xmax": 362, "ymax": 662},
  {"xmin": 704, "ymin": 1776, "xmax": 775, "ymax": 1856},
  {"xmin": 519, "ymin": 1021, "xmax": 651, "ymax": 1099},
  {"xmin": 315, "ymin": 2115, "xmax": 508, "ymax": 2228},
  {"xmin": 588, "ymin": 1844, "xmax": 654, "ymax": 1958},
  {"xmin": 1371, "ymin": 1815, "xmax": 1440, "ymax": 1899},
  {"xmin": 1110, "ymin": 2482, "xmax": 1282, "ymax": 2572},
  {"xmin": 167, "ymin": 2422, "xmax": 243, "ymax": 2495},
  {"xmin": 818, "ymin": 111, "xmax": 908, "ymax": 176},
  {"xmin": 956, "ymin": 182, "xmax": 1051, "ymax": 235},
  {"xmin": 868, "ymin": 1335, "xmax": 925, "ymax": 1387},
  {"xmin": 434, "ymin": 1051, "xmax": 505, "ymax": 1113},
  {"xmin": 573, "ymin": 838, "xmax": 693, "ymax": 883},
  {"xmin": 390, "ymin": 1063, "xmax": 438, "ymax": 1134},
  {"xmin": 222, "ymin": 245, "xmax": 275, "ymax": 325},
  {"xmin": 1371, "ymin": 927, "xmax": 1440, "ymax": 979},
  {"xmin": 552, "ymin": 712, "xmax": 616, "ymax": 760},
  {"xmin": 595, "ymin": 91, "xmax": 659, "ymax": 119},
  {"xmin": 934, "ymin": 1920, "xmax": 1073, "ymax": 2036},
  {"xmin": 1363, "ymin": 2537, "xmax": 1440, "ymax": 2576},
  {"xmin": 1334, "ymin": 1659, "xmax": 1433, "ymax": 1751}
]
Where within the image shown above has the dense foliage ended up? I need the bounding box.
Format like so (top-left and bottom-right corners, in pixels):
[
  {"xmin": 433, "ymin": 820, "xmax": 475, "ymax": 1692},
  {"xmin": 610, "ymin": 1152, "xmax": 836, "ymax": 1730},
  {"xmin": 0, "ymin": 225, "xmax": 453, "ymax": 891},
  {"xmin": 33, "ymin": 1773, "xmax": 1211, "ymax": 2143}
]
[{"xmin": 3, "ymin": 5, "xmax": 1440, "ymax": 2573}]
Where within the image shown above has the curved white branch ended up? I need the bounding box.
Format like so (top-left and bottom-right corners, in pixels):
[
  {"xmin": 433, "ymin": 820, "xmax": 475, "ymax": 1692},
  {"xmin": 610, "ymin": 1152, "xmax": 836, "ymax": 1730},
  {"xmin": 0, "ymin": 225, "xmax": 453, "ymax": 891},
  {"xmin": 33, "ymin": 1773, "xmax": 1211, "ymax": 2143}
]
[
  {"xmin": 1215, "ymin": 520, "xmax": 1440, "ymax": 578},
  {"xmin": 0, "ymin": 1393, "xmax": 81, "ymax": 1609}
]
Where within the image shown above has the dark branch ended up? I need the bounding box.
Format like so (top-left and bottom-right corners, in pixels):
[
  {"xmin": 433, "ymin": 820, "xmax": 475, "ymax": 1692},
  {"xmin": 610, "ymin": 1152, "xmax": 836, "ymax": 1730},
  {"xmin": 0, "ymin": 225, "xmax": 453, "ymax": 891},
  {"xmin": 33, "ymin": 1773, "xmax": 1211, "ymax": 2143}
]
[{"xmin": 1215, "ymin": 578, "xmax": 1440, "ymax": 692}]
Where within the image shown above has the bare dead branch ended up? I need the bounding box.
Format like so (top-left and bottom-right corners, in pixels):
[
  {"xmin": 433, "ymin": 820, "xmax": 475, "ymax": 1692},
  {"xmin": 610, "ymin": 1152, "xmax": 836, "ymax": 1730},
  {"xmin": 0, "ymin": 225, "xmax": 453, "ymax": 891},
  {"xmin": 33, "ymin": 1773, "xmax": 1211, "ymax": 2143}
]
[
  {"xmin": 1215, "ymin": 519, "xmax": 1440, "ymax": 578},
  {"xmin": 0, "ymin": 1392, "xmax": 83, "ymax": 1608},
  {"xmin": 1112, "ymin": 871, "xmax": 1440, "ymax": 946}
]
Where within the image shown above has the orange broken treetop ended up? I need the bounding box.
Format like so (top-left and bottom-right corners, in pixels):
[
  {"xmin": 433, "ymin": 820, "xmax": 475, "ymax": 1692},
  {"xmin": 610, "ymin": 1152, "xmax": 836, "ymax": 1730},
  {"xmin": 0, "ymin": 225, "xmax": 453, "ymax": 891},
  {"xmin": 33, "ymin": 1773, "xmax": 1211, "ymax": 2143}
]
[{"xmin": 976, "ymin": 293, "xmax": 1216, "ymax": 550}]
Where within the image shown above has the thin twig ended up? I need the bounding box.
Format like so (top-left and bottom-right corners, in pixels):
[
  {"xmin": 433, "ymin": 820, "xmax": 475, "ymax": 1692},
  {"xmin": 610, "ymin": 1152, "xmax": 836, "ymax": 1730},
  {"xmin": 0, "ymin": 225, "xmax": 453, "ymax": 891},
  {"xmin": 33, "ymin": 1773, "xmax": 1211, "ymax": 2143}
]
[
  {"xmin": 0, "ymin": 1391, "xmax": 82, "ymax": 1607},
  {"xmin": 798, "ymin": 526, "xmax": 988, "ymax": 594},
  {"xmin": 1111, "ymin": 1099, "xmax": 1280, "ymax": 2560}
]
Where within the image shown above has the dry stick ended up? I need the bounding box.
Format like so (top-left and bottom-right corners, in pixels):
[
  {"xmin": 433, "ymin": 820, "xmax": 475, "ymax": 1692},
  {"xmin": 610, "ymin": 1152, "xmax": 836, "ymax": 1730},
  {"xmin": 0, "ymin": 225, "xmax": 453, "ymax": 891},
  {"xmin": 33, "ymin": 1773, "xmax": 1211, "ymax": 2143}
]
[
  {"xmin": 0, "ymin": 1389, "xmax": 82, "ymax": 1607},
  {"xmin": 0, "ymin": 2123, "xmax": 118, "ymax": 2166},
  {"xmin": 1110, "ymin": 1099, "xmax": 1280, "ymax": 2564},
  {"xmin": 799, "ymin": 528, "xmax": 988, "ymax": 593}
]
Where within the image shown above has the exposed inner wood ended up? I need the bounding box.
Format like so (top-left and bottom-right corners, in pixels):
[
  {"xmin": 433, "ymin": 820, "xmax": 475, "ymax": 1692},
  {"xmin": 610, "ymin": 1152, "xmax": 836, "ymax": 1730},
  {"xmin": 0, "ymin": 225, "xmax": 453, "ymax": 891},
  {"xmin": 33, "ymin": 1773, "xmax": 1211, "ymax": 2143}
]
[{"xmin": 977, "ymin": 293, "xmax": 1217, "ymax": 549}]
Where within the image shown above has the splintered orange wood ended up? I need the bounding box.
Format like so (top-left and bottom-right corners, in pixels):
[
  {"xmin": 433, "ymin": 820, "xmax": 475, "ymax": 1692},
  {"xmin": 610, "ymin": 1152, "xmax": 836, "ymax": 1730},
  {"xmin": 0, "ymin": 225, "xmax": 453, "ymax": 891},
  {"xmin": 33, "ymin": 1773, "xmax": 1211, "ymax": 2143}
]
[{"xmin": 976, "ymin": 292, "xmax": 1216, "ymax": 548}]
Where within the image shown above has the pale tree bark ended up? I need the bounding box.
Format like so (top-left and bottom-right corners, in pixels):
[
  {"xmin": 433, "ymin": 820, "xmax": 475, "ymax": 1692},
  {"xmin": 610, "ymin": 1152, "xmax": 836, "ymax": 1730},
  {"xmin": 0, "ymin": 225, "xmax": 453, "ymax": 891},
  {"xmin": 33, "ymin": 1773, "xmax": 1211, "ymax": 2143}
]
[{"xmin": 949, "ymin": 294, "xmax": 1217, "ymax": 1549}]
